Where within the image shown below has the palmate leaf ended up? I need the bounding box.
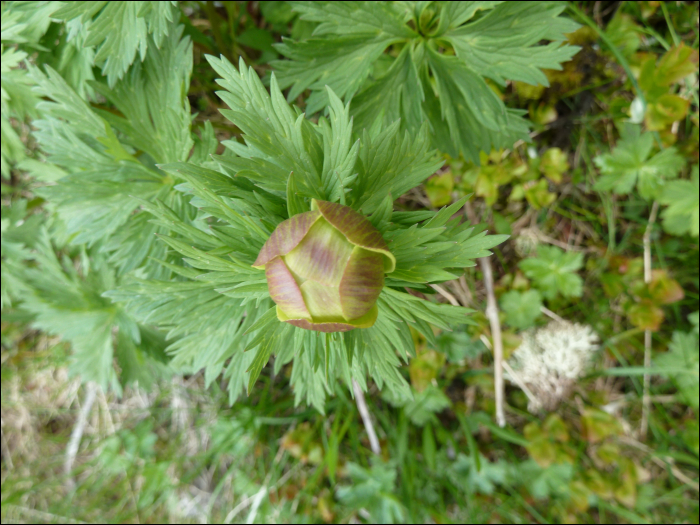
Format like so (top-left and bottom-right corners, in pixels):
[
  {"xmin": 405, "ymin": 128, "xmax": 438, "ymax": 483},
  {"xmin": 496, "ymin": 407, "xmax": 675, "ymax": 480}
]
[
  {"xmin": 654, "ymin": 318, "xmax": 699, "ymax": 408},
  {"xmin": 658, "ymin": 165, "xmax": 699, "ymax": 237},
  {"xmin": 107, "ymin": 56, "xmax": 507, "ymax": 410},
  {"xmin": 28, "ymin": 25, "xmax": 195, "ymax": 275},
  {"xmin": 273, "ymin": 1, "xmax": 580, "ymax": 161},
  {"xmin": 500, "ymin": 289, "xmax": 543, "ymax": 330},
  {"xmin": 1, "ymin": 2, "xmax": 55, "ymax": 176},
  {"xmin": 51, "ymin": 1, "xmax": 180, "ymax": 87},
  {"xmin": 593, "ymin": 127, "xmax": 685, "ymax": 200},
  {"xmin": 336, "ymin": 461, "xmax": 406, "ymax": 524},
  {"xmin": 20, "ymin": 232, "xmax": 169, "ymax": 393},
  {"xmin": 519, "ymin": 246, "xmax": 584, "ymax": 301}
]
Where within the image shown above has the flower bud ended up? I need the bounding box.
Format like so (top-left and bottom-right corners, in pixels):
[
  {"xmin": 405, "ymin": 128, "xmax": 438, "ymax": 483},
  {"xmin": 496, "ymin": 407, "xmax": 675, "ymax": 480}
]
[{"xmin": 253, "ymin": 200, "xmax": 396, "ymax": 332}]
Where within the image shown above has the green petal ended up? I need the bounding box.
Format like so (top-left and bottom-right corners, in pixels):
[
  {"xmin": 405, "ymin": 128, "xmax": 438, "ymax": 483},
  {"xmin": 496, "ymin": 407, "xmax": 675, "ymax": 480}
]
[
  {"xmin": 277, "ymin": 304, "xmax": 378, "ymax": 333},
  {"xmin": 312, "ymin": 199, "xmax": 396, "ymax": 273},
  {"xmin": 298, "ymin": 280, "xmax": 345, "ymax": 321},
  {"xmin": 253, "ymin": 210, "xmax": 321, "ymax": 268},
  {"xmin": 284, "ymin": 218, "xmax": 354, "ymax": 287},
  {"xmin": 339, "ymin": 247, "xmax": 384, "ymax": 320},
  {"xmin": 265, "ymin": 256, "xmax": 311, "ymax": 320}
]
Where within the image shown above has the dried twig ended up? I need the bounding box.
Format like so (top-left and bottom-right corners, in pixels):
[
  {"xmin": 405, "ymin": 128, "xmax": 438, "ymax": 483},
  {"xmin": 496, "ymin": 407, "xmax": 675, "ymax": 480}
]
[
  {"xmin": 223, "ymin": 463, "xmax": 303, "ymax": 523},
  {"xmin": 352, "ymin": 379, "xmax": 381, "ymax": 455},
  {"xmin": 618, "ymin": 435, "xmax": 699, "ymax": 492},
  {"xmin": 541, "ymin": 306, "xmax": 565, "ymax": 323},
  {"xmin": 641, "ymin": 201, "xmax": 659, "ymax": 440},
  {"xmin": 430, "ymin": 284, "xmax": 461, "ymax": 306},
  {"xmin": 502, "ymin": 360, "xmax": 542, "ymax": 412},
  {"xmin": 480, "ymin": 257, "xmax": 506, "ymax": 427},
  {"xmin": 0, "ymin": 423, "xmax": 13, "ymax": 471},
  {"xmin": 64, "ymin": 382, "xmax": 97, "ymax": 489}
]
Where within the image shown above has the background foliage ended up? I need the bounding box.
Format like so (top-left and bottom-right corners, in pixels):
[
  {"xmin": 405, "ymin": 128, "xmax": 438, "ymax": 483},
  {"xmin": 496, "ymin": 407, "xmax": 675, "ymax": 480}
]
[{"xmin": 1, "ymin": 1, "xmax": 699, "ymax": 524}]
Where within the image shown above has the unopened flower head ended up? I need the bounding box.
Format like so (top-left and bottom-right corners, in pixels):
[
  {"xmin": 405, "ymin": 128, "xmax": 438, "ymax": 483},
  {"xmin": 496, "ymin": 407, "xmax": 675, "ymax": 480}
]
[
  {"xmin": 507, "ymin": 321, "xmax": 599, "ymax": 412},
  {"xmin": 253, "ymin": 200, "xmax": 395, "ymax": 332}
]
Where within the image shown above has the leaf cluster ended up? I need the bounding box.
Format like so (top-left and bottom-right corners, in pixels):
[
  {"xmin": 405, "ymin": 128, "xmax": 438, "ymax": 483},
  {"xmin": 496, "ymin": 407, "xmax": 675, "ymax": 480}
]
[
  {"xmin": 272, "ymin": 1, "xmax": 580, "ymax": 162},
  {"xmin": 105, "ymin": 56, "xmax": 506, "ymax": 409}
]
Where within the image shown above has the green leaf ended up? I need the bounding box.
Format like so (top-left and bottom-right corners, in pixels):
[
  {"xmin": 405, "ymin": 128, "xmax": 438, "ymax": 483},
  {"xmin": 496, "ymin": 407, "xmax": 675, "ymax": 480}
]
[
  {"xmin": 286, "ymin": 171, "xmax": 307, "ymax": 217},
  {"xmin": 336, "ymin": 461, "xmax": 406, "ymax": 524},
  {"xmin": 581, "ymin": 408, "xmax": 623, "ymax": 443},
  {"xmin": 500, "ymin": 289, "xmax": 543, "ymax": 330},
  {"xmin": 593, "ymin": 129, "xmax": 685, "ymax": 200},
  {"xmin": 424, "ymin": 171, "xmax": 454, "ymax": 207},
  {"xmin": 654, "ymin": 324, "xmax": 699, "ymax": 408},
  {"xmin": 52, "ymin": 1, "xmax": 180, "ymax": 87},
  {"xmin": 452, "ymin": 454, "xmax": 509, "ymax": 496},
  {"xmin": 605, "ymin": 11, "xmax": 641, "ymax": 58},
  {"xmin": 627, "ymin": 300, "xmax": 664, "ymax": 331},
  {"xmin": 243, "ymin": 306, "xmax": 278, "ymax": 335},
  {"xmin": 272, "ymin": 2, "xmax": 412, "ymax": 113},
  {"xmin": 274, "ymin": 1, "xmax": 579, "ymax": 162},
  {"xmin": 539, "ymin": 147, "xmax": 569, "ymax": 183},
  {"xmin": 402, "ymin": 385, "xmax": 451, "ymax": 426},
  {"xmin": 519, "ymin": 246, "xmax": 584, "ymax": 300},
  {"xmin": 523, "ymin": 179, "xmax": 556, "ymax": 210},
  {"xmin": 658, "ymin": 165, "xmax": 699, "ymax": 237},
  {"xmin": 640, "ymin": 43, "xmax": 699, "ymax": 89}
]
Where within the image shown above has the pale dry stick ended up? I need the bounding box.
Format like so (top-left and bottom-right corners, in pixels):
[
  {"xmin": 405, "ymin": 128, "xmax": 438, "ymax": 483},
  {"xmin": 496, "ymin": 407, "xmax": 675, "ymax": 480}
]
[
  {"xmin": 98, "ymin": 388, "xmax": 116, "ymax": 435},
  {"xmin": 352, "ymin": 378, "xmax": 381, "ymax": 455},
  {"xmin": 479, "ymin": 257, "xmax": 506, "ymax": 427},
  {"xmin": 455, "ymin": 275, "xmax": 473, "ymax": 307},
  {"xmin": 541, "ymin": 306, "xmax": 566, "ymax": 323},
  {"xmin": 501, "ymin": 360, "xmax": 542, "ymax": 412},
  {"xmin": 430, "ymin": 283, "xmax": 461, "ymax": 306},
  {"xmin": 64, "ymin": 382, "xmax": 97, "ymax": 489},
  {"xmin": 3, "ymin": 504, "xmax": 89, "ymax": 525},
  {"xmin": 97, "ymin": 387, "xmax": 141, "ymax": 523},
  {"xmin": 1, "ymin": 422, "xmax": 13, "ymax": 471},
  {"xmin": 641, "ymin": 201, "xmax": 659, "ymax": 440},
  {"xmin": 618, "ymin": 434, "xmax": 699, "ymax": 492},
  {"xmin": 480, "ymin": 333, "xmax": 541, "ymax": 409},
  {"xmin": 223, "ymin": 462, "xmax": 303, "ymax": 523},
  {"xmin": 535, "ymin": 230, "xmax": 587, "ymax": 252},
  {"xmin": 465, "ymin": 202, "xmax": 506, "ymax": 426},
  {"xmin": 245, "ymin": 486, "xmax": 268, "ymax": 525}
]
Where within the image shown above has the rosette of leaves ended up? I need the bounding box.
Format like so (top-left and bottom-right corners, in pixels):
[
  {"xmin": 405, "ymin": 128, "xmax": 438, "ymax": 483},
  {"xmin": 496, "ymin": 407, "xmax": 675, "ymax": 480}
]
[
  {"xmin": 108, "ymin": 57, "xmax": 508, "ymax": 411},
  {"xmin": 272, "ymin": 1, "xmax": 580, "ymax": 162}
]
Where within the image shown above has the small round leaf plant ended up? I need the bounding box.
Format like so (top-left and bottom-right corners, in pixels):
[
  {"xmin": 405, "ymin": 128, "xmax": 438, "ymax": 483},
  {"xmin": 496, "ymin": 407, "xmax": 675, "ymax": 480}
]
[{"xmin": 114, "ymin": 57, "xmax": 509, "ymax": 410}]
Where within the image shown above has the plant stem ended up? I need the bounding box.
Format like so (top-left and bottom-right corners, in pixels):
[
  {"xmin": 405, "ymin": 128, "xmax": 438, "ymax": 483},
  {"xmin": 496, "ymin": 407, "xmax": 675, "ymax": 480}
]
[
  {"xmin": 641, "ymin": 200, "xmax": 659, "ymax": 440},
  {"xmin": 352, "ymin": 379, "xmax": 381, "ymax": 455},
  {"xmin": 203, "ymin": 1, "xmax": 234, "ymax": 63},
  {"xmin": 480, "ymin": 257, "xmax": 506, "ymax": 428}
]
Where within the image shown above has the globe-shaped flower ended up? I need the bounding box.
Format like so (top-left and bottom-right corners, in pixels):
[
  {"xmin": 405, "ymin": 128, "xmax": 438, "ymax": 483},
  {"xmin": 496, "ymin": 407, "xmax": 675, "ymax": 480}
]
[{"xmin": 253, "ymin": 200, "xmax": 396, "ymax": 332}]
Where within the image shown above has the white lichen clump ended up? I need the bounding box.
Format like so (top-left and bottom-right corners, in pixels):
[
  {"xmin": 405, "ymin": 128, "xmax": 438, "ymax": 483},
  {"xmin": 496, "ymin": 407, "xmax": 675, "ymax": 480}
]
[{"xmin": 507, "ymin": 321, "xmax": 599, "ymax": 413}]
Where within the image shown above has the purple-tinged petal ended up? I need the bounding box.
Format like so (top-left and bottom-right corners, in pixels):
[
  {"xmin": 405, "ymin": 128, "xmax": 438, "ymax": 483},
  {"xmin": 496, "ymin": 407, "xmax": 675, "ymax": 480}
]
[
  {"xmin": 253, "ymin": 210, "xmax": 321, "ymax": 268},
  {"xmin": 277, "ymin": 304, "xmax": 378, "ymax": 332},
  {"xmin": 339, "ymin": 247, "xmax": 384, "ymax": 320},
  {"xmin": 312, "ymin": 200, "xmax": 396, "ymax": 273},
  {"xmin": 265, "ymin": 257, "xmax": 310, "ymax": 320},
  {"xmin": 285, "ymin": 318, "xmax": 356, "ymax": 333},
  {"xmin": 284, "ymin": 219, "xmax": 354, "ymax": 287}
]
